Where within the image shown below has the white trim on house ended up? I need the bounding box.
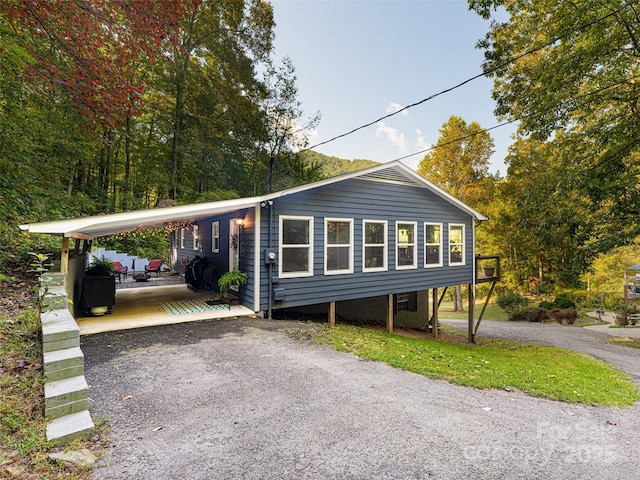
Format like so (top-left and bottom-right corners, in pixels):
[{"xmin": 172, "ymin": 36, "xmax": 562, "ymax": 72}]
[
  {"xmin": 211, "ymin": 221, "xmax": 220, "ymax": 253},
  {"xmin": 253, "ymin": 203, "xmax": 261, "ymax": 312},
  {"xmin": 396, "ymin": 221, "xmax": 417, "ymax": 270},
  {"xmin": 279, "ymin": 215, "xmax": 314, "ymax": 279},
  {"xmin": 362, "ymin": 219, "xmax": 387, "ymax": 273},
  {"xmin": 449, "ymin": 223, "xmax": 466, "ymax": 266},
  {"xmin": 424, "ymin": 222, "xmax": 443, "ymax": 268},
  {"xmin": 324, "ymin": 218, "xmax": 354, "ymax": 275}
]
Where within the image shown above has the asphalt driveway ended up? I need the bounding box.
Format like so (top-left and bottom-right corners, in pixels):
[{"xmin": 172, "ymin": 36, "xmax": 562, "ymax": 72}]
[{"xmin": 83, "ymin": 317, "xmax": 640, "ymax": 480}]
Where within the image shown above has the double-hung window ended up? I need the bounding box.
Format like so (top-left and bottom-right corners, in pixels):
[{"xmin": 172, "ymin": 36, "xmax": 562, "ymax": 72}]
[
  {"xmin": 192, "ymin": 224, "xmax": 200, "ymax": 251},
  {"xmin": 280, "ymin": 216, "xmax": 313, "ymax": 277},
  {"xmin": 363, "ymin": 220, "xmax": 387, "ymax": 272},
  {"xmin": 396, "ymin": 221, "xmax": 417, "ymax": 269},
  {"xmin": 179, "ymin": 228, "xmax": 185, "ymax": 249},
  {"xmin": 424, "ymin": 223, "xmax": 442, "ymax": 267},
  {"xmin": 325, "ymin": 218, "xmax": 353, "ymax": 275},
  {"xmin": 449, "ymin": 224, "xmax": 465, "ymax": 265},
  {"xmin": 211, "ymin": 221, "xmax": 220, "ymax": 253}
]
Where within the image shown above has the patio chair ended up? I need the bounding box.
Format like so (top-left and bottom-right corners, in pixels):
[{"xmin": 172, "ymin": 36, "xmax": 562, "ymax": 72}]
[
  {"xmin": 145, "ymin": 259, "xmax": 163, "ymax": 277},
  {"xmin": 111, "ymin": 261, "xmax": 128, "ymax": 283}
]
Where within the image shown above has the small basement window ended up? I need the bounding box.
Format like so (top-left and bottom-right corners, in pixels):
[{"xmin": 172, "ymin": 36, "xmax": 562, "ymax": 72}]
[{"xmin": 395, "ymin": 291, "xmax": 418, "ymax": 312}]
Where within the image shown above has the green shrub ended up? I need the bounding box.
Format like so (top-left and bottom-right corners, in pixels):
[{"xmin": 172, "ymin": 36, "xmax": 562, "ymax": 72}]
[
  {"xmin": 615, "ymin": 304, "xmax": 637, "ymax": 327},
  {"xmin": 496, "ymin": 291, "xmax": 530, "ymax": 321},
  {"xmin": 548, "ymin": 308, "xmax": 578, "ymax": 325},
  {"xmin": 539, "ymin": 294, "xmax": 576, "ymax": 310}
]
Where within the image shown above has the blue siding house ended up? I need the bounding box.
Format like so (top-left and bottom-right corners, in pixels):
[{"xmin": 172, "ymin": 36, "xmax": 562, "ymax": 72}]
[
  {"xmin": 170, "ymin": 161, "xmax": 487, "ymax": 328},
  {"xmin": 21, "ymin": 161, "xmax": 487, "ymax": 336}
]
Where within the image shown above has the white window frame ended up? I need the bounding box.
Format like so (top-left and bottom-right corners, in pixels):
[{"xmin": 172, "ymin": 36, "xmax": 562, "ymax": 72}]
[
  {"xmin": 396, "ymin": 221, "xmax": 417, "ymax": 270},
  {"xmin": 192, "ymin": 224, "xmax": 200, "ymax": 251},
  {"xmin": 424, "ymin": 222, "xmax": 443, "ymax": 268},
  {"xmin": 179, "ymin": 228, "xmax": 185, "ymax": 249},
  {"xmin": 212, "ymin": 221, "xmax": 220, "ymax": 253},
  {"xmin": 324, "ymin": 218, "xmax": 353, "ymax": 275},
  {"xmin": 363, "ymin": 219, "xmax": 387, "ymax": 272},
  {"xmin": 279, "ymin": 215, "xmax": 314, "ymax": 278},
  {"xmin": 449, "ymin": 223, "xmax": 465, "ymax": 266}
]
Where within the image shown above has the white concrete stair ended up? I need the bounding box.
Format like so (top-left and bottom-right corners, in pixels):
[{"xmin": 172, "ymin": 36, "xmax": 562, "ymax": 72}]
[
  {"xmin": 43, "ymin": 346, "xmax": 84, "ymax": 382},
  {"xmin": 39, "ymin": 280, "xmax": 94, "ymax": 446},
  {"xmin": 46, "ymin": 410, "xmax": 94, "ymax": 446},
  {"xmin": 44, "ymin": 375, "xmax": 89, "ymax": 419}
]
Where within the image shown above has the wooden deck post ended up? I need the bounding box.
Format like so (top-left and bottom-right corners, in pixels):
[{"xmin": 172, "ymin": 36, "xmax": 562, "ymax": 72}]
[
  {"xmin": 60, "ymin": 236, "xmax": 70, "ymax": 274},
  {"xmin": 432, "ymin": 288, "xmax": 438, "ymax": 338},
  {"xmin": 468, "ymin": 283, "xmax": 475, "ymax": 343},
  {"xmin": 386, "ymin": 294, "xmax": 394, "ymax": 333},
  {"xmin": 328, "ymin": 301, "xmax": 336, "ymax": 325}
]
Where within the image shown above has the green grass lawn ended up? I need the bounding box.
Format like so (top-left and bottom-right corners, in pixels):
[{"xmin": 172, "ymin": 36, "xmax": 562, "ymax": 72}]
[
  {"xmin": 312, "ymin": 324, "xmax": 639, "ymax": 407},
  {"xmin": 437, "ymin": 299, "xmax": 509, "ymax": 321}
]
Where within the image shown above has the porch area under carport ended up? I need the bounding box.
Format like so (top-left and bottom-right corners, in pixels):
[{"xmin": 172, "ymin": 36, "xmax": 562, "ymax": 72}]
[{"xmin": 77, "ymin": 282, "xmax": 255, "ymax": 335}]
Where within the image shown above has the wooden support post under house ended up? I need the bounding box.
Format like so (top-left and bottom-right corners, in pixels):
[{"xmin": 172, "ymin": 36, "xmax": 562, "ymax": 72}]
[
  {"xmin": 432, "ymin": 288, "xmax": 439, "ymax": 339},
  {"xmin": 468, "ymin": 283, "xmax": 475, "ymax": 343},
  {"xmin": 60, "ymin": 236, "xmax": 70, "ymax": 273},
  {"xmin": 386, "ymin": 294, "xmax": 394, "ymax": 333},
  {"xmin": 475, "ymin": 281, "xmax": 497, "ymax": 337},
  {"xmin": 328, "ymin": 301, "xmax": 336, "ymax": 325}
]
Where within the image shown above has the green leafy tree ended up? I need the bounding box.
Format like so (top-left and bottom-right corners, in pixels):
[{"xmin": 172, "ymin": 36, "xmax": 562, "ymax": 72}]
[
  {"xmin": 489, "ymin": 138, "xmax": 596, "ymax": 289},
  {"xmin": 469, "ymin": 0, "xmax": 640, "ymax": 254},
  {"xmin": 260, "ymin": 56, "xmax": 321, "ymax": 193},
  {"xmin": 418, "ymin": 115, "xmax": 496, "ymax": 310}
]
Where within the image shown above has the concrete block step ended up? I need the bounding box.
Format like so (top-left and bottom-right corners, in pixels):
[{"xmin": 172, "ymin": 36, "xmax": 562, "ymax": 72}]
[
  {"xmin": 43, "ymin": 346, "xmax": 84, "ymax": 372},
  {"xmin": 42, "ymin": 309, "xmax": 79, "ymax": 353},
  {"xmin": 46, "ymin": 410, "xmax": 94, "ymax": 446},
  {"xmin": 45, "ymin": 365, "xmax": 85, "ymax": 382},
  {"xmin": 44, "ymin": 376, "xmax": 88, "ymax": 411},
  {"xmin": 41, "ymin": 286, "xmax": 69, "ymax": 310},
  {"xmin": 45, "ymin": 397, "xmax": 89, "ymax": 419}
]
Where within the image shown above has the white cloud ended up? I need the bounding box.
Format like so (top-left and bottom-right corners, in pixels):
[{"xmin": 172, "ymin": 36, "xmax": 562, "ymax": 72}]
[
  {"xmin": 376, "ymin": 122, "xmax": 407, "ymax": 150},
  {"xmin": 385, "ymin": 102, "xmax": 409, "ymax": 118},
  {"xmin": 415, "ymin": 128, "xmax": 431, "ymax": 151}
]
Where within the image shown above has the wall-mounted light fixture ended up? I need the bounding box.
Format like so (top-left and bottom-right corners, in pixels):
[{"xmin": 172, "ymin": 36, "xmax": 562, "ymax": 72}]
[
  {"xmin": 235, "ymin": 217, "xmax": 244, "ymax": 227},
  {"xmin": 260, "ymin": 200, "xmax": 274, "ymax": 208}
]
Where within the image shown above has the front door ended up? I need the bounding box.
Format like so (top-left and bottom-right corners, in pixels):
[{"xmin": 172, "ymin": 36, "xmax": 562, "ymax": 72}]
[{"xmin": 229, "ymin": 219, "xmax": 240, "ymax": 272}]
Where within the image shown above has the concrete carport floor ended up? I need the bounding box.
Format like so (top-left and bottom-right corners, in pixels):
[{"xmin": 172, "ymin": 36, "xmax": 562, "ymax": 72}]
[{"xmin": 76, "ymin": 283, "xmax": 254, "ymax": 335}]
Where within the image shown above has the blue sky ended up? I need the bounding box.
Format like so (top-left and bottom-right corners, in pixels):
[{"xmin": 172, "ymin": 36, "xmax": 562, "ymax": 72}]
[{"xmin": 270, "ymin": 0, "xmax": 516, "ymax": 174}]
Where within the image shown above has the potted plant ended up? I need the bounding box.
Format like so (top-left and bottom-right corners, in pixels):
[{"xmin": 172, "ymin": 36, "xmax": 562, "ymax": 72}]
[
  {"xmin": 81, "ymin": 257, "xmax": 116, "ymax": 316},
  {"xmin": 483, "ymin": 265, "xmax": 495, "ymax": 277},
  {"xmin": 218, "ymin": 270, "xmax": 248, "ymax": 304},
  {"xmin": 85, "ymin": 257, "xmax": 115, "ymax": 277}
]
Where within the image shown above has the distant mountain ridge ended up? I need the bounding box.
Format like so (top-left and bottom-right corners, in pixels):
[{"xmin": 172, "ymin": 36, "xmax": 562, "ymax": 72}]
[{"xmin": 301, "ymin": 151, "xmax": 379, "ymax": 178}]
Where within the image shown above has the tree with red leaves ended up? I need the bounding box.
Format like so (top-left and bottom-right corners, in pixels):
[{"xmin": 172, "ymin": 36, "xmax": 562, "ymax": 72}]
[{"xmin": 3, "ymin": 0, "xmax": 192, "ymax": 128}]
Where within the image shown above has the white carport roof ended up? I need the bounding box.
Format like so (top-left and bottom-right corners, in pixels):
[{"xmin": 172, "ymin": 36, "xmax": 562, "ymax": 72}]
[
  {"xmin": 19, "ymin": 196, "xmax": 264, "ymax": 239},
  {"xmin": 20, "ymin": 161, "xmax": 487, "ymax": 239}
]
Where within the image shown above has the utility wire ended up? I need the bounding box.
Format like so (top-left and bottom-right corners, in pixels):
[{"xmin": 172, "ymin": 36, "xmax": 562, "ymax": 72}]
[
  {"xmin": 391, "ymin": 72, "xmax": 640, "ymax": 165},
  {"xmin": 301, "ymin": 0, "xmax": 639, "ymax": 153}
]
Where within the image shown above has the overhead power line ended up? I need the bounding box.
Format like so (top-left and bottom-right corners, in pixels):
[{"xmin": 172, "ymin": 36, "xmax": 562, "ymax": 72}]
[
  {"xmin": 391, "ymin": 72, "xmax": 640, "ymax": 165},
  {"xmin": 302, "ymin": 0, "xmax": 639, "ymax": 153}
]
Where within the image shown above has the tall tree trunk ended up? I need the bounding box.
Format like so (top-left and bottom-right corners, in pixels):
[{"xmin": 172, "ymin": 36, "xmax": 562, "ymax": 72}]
[
  {"xmin": 169, "ymin": 77, "xmax": 184, "ymax": 200},
  {"xmin": 122, "ymin": 116, "xmax": 132, "ymax": 210},
  {"xmin": 454, "ymin": 285, "xmax": 464, "ymax": 312}
]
